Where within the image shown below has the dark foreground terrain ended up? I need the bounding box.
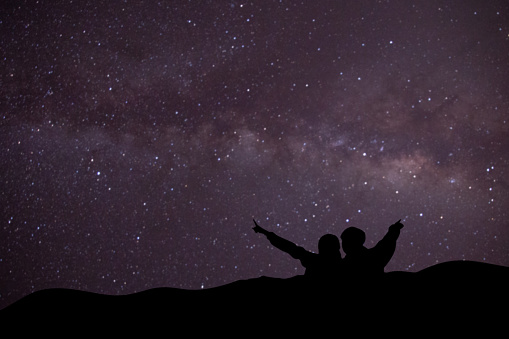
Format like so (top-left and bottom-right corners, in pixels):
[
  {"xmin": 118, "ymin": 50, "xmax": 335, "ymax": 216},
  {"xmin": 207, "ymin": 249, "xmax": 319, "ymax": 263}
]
[{"xmin": 1, "ymin": 260, "xmax": 508, "ymax": 335}]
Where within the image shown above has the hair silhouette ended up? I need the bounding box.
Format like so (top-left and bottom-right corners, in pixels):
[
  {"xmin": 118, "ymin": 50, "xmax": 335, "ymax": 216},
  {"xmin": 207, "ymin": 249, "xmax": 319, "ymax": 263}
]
[
  {"xmin": 340, "ymin": 226, "xmax": 366, "ymax": 254},
  {"xmin": 318, "ymin": 233, "xmax": 341, "ymax": 256}
]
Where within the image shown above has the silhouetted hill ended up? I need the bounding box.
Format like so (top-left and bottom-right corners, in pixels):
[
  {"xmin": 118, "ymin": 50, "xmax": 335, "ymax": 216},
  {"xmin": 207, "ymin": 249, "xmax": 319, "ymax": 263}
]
[{"xmin": 1, "ymin": 260, "xmax": 508, "ymax": 335}]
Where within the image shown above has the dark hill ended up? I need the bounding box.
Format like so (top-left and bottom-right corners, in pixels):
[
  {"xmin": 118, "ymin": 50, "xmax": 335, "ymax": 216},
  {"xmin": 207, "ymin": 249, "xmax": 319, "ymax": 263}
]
[{"xmin": 1, "ymin": 260, "xmax": 508, "ymax": 335}]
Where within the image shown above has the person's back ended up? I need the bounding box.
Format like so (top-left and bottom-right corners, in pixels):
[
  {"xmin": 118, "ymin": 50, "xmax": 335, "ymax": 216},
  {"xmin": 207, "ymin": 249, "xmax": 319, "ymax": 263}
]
[{"xmin": 304, "ymin": 234, "xmax": 343, "ymax": 281}]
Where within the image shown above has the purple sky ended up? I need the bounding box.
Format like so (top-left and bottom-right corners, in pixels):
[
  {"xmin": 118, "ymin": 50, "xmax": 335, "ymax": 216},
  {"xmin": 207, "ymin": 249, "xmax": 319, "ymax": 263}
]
[{"xmin": 1, "ymin": 0, "xmax": 508, "ymax": 309}]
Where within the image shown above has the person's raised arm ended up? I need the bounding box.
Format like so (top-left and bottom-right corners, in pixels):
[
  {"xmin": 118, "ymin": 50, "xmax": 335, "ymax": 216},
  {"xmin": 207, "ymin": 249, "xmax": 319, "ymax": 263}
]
[
  {"xmin": 252, "ymin": 219, "xmax": 308, "ymax": 260},
  {"xmin": 373, "ymin": 219, "xmax": 404, "ymax": 269},
  {"xmin": 252, "ymin": 219, "xmax": 270, "ymax": 236}
]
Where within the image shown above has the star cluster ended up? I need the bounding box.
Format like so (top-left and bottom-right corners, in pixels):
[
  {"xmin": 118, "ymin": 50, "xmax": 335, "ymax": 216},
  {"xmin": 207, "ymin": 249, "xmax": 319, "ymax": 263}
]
[{"xmin": 1, "ymin": 1, "xmax": 508, "ymax": 309}]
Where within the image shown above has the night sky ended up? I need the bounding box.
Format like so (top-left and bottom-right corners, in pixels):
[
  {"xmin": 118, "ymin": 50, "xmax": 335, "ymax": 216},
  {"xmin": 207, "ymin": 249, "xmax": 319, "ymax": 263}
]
[{"xmin": 1, "ymin": 1, "xmax": 508, "ymax": 309}]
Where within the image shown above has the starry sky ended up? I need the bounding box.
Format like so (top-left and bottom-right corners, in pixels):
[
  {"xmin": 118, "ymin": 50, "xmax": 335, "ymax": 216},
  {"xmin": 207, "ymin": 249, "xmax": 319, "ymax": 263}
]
[{"xmin": 1, "ymin": 0, "xmax": 508, "ymax": 309}]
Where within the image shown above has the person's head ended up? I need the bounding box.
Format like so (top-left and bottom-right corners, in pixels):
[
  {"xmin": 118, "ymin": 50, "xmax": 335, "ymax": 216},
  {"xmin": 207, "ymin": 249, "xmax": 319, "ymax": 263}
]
[
  {"xmin": 318, "ymin": 234, "xmax": 341, "ymax": 256},
  {"xmin": 340, "ymin": 227, "xmax": 366, "ymax": 254}
]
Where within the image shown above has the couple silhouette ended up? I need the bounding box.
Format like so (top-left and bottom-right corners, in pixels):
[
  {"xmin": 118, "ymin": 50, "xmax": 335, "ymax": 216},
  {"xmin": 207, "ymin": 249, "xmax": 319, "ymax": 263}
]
[{"xmin": 253, "ymin": 218, "xmax": 404, "ymax": 285}]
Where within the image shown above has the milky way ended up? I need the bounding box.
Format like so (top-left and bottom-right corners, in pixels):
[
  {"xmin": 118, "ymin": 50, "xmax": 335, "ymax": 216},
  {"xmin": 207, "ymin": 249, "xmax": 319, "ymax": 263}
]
[{"xmin": 1, "ymin": 1, "xmax": 508, "ymax": 309}]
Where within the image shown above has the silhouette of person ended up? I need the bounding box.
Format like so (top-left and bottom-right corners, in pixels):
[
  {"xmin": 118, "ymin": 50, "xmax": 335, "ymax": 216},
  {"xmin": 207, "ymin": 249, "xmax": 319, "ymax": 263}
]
[
  {"xmin": 252, "ymin": 219, "xmax": 342, "ymax": 282},
  {"xmin": 340, "ymin": 219, "xmax": 404, "ymax": 281}
]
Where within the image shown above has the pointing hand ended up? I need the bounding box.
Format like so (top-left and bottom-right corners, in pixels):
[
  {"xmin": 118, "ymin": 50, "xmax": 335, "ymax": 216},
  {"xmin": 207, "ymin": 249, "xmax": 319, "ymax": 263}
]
[
  {"xmin": 252, "ymin": 219, "xmax": 267, "ymax": 234},
  {"xmin": 391, "ymin": 219, "xmax": 404, "ymax": 230}
]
